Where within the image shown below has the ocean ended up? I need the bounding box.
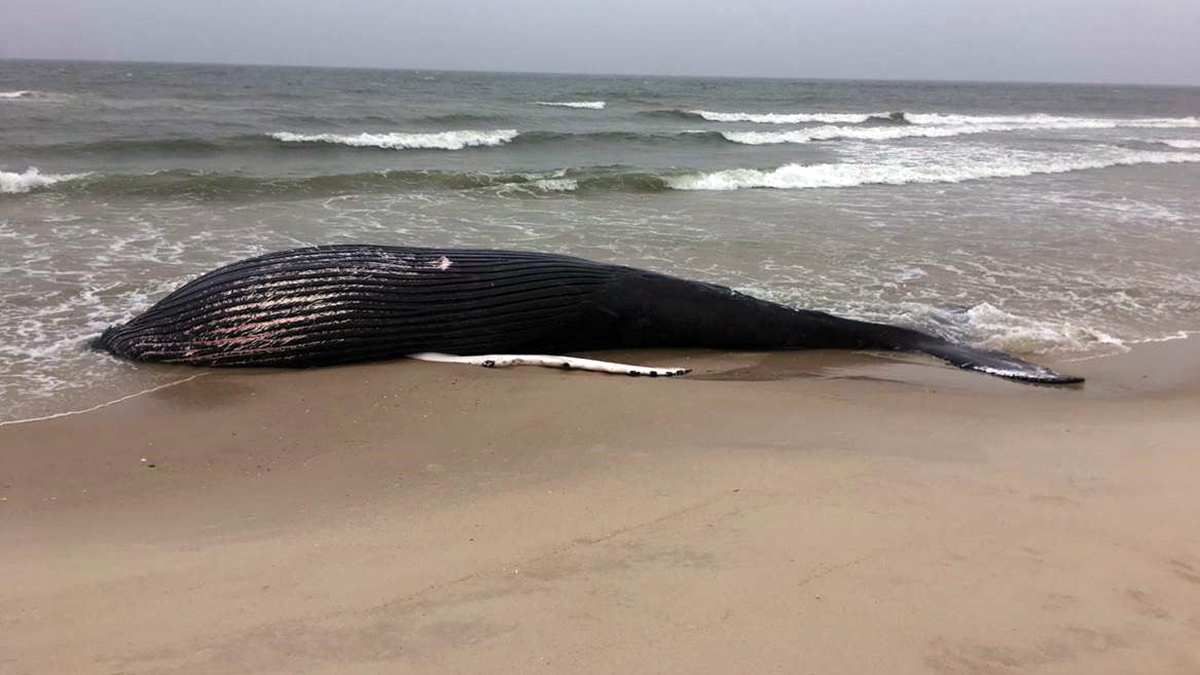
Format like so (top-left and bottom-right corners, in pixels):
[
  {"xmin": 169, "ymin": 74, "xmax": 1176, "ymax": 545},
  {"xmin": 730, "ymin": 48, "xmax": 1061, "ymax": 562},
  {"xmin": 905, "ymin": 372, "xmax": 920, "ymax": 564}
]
[{"xmin": 2, "ymin": 60, "xmax": 1199, "ymax": 421}]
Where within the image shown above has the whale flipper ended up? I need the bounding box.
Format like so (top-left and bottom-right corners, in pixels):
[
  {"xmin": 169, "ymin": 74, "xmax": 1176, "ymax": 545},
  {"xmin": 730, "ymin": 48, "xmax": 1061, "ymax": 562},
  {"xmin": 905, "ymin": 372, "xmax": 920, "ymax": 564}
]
[{"xmin": 408, "ymin": 352, "xmax": 691, "ymax": 377}]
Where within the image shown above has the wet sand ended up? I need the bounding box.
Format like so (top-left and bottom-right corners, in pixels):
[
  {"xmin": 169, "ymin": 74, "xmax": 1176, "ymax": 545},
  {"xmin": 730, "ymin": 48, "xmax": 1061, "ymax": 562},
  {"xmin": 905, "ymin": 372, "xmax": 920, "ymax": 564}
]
[{"xmin": 3, "ymin": 343, "xmax": 1200, "ymax": 674}]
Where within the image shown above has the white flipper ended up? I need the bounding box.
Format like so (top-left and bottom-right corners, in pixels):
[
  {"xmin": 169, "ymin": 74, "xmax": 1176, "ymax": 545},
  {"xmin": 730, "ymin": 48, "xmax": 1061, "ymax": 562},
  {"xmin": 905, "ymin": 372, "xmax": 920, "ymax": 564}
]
[{"xmin": 408, "ymin": 352, "xmax": 691, "ymax": 378}]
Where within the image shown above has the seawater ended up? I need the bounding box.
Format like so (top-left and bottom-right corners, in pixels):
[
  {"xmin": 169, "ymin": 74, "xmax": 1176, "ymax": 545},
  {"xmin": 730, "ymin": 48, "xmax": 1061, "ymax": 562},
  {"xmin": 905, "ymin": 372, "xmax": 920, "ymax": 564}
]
[{"xmin": 2, "ymin": 60, "xmax": 1199, "ymax": 420}]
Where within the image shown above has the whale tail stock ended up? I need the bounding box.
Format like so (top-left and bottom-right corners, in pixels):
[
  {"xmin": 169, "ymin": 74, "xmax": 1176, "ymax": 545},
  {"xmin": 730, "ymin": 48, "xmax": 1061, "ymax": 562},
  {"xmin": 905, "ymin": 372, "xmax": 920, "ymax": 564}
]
[
  {"xmin": 773, "ymin": 309, "xmax": 1084, "ymax": 385},
  {"xmin": 890, "ymin": 329, "xmax": 1083, "ymax": 384},
  {"xmin": 610, "ymin": 271, "xmax": 1084, "ymax": 385}
]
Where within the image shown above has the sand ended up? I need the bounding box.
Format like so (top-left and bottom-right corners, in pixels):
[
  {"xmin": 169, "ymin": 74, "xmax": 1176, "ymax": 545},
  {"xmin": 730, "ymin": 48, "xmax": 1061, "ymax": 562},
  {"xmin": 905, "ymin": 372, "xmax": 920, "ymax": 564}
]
[{"xmin": 3, "ymin": 344, "xmax": 1200, "ymax": 674}]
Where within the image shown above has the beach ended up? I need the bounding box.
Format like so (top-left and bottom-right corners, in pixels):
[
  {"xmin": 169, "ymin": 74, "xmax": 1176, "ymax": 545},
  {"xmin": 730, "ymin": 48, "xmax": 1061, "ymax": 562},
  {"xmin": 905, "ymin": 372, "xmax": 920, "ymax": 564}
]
[
  {"xmin": 4, "ymin": 343, "xmax": 1200, "ymax": 674},
  {"xmin": 3, "ymin": 61, "xmax": 1199, "ymax": 673}
]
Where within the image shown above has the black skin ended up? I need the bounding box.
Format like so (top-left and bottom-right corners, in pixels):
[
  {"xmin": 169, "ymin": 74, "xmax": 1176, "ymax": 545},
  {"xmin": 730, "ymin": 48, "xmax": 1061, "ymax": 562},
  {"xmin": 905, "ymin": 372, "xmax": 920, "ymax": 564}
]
[{"xmin": 94, "ymin": 245, "xmax": 1083, "ymax": 384}]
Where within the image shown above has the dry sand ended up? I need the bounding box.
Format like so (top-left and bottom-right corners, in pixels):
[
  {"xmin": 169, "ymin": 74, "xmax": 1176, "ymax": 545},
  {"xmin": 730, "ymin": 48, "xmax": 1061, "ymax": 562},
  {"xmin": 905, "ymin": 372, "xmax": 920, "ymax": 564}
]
[{"xmin": 3, "ymin": 343, "xmax": 1200, "ymax": 674}]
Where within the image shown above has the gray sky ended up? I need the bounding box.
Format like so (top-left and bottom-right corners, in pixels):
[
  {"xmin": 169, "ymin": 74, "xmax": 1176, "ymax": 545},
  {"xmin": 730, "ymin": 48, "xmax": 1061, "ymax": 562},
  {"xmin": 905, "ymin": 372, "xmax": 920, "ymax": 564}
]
[{"xmin": 3, "ymin": 0, "xmax": 1198, "ymax": 85}]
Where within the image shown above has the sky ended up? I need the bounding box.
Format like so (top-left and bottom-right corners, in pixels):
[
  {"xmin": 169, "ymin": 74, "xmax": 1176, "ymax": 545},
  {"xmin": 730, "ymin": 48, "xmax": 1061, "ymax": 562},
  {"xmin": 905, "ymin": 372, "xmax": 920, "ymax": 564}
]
[{"xmin": 2, "ymin": 0, "xmax": 1198, "ymax": 85}]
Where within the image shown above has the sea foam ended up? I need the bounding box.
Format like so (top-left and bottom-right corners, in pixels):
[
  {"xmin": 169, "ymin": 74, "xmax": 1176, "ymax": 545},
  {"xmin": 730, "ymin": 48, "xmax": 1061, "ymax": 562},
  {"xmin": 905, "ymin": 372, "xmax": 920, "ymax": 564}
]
[
  {"xmin": 535, "ymin": 101, "xmax": 606, "ymax": 109},
  {"xmin": 722, "ymin": 116, "xmax": 1200, "ymax": 145},
  {"xmin": 268, "ymin": 129, "xmax": 519, "ymax": 150},
  {"xmin": 668, "ymin": 150, "xmax": 1200, "ymax": 191},
  {"xmin": 0, "ymin": 167, "xmax": 87, "ymax": 194},
  {"xmin": 693, "ymin": 110, "xmax": 876, "ymax": 124},
  {"xmin": 0, "ymin": 90, "xmax": 35, "ymax": 99},
  {"xmin": 694, "ymin": 109, "xmax": 1200, "ymax": 130}
]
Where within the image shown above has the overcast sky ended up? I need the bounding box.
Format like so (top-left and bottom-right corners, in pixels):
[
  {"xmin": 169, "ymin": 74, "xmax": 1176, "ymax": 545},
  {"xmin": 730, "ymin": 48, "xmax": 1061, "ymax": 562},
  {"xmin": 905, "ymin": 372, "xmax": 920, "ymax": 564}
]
[{"xmin": 2, "ymin": 0, "xmax": 1198, "ymax": 85}]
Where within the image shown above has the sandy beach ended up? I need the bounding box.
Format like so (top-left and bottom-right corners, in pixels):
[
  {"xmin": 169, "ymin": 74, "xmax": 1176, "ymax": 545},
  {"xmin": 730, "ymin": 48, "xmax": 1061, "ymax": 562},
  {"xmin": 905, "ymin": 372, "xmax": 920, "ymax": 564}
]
[{"xmin": 3, "ymin": 343, "xmax": 1200, "ymax": 674}]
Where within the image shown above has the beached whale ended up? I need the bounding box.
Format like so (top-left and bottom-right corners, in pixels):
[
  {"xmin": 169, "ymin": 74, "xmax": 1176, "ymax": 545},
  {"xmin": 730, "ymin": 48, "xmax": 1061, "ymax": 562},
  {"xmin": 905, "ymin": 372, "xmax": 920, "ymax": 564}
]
[{"xmin": 94, "ymin": 245, "xmax": 1082, "ymax": 384}]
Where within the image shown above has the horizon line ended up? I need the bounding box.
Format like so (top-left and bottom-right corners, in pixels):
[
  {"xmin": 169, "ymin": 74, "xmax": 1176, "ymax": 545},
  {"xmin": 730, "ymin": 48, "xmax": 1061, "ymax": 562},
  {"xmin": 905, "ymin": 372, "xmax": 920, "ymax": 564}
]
[{"xmin": 3, "ymin": 55, "xmax": 1198, "ymax": 89}]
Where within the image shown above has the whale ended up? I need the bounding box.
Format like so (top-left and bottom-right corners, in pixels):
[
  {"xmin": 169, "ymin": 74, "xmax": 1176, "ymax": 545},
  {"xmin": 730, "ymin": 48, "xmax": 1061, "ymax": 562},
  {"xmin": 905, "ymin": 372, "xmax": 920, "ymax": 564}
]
[{"xmin": 93, "ymin": 244, "xmax": 1082, "ymax": 384}]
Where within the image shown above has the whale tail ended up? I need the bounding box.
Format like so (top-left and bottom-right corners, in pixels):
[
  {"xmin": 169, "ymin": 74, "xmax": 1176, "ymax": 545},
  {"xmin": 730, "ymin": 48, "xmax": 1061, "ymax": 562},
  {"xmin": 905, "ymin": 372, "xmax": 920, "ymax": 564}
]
[
  {"xmin": 904, "ymin": 334, "xmax": 1083, "ymax": 384},
  {"xmin": 607, "ymin": 273, "xmax": 1085, "ymax": 385},
  {"xmin": 805, "ymin": 313, "xmax": 1084, "ymax": 384}
]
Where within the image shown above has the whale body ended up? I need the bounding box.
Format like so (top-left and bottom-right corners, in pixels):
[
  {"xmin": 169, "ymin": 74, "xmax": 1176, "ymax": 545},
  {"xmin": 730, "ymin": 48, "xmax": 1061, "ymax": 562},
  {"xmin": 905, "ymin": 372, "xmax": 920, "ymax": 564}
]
[{"xmin": 94, "ymin": 245, "xmax": 1082, "ymax": 384}]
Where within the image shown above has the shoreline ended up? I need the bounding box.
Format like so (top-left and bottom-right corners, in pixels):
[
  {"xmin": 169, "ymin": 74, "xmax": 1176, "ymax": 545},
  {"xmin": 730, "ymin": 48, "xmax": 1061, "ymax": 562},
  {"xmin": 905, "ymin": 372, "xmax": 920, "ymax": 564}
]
[
  {"xmin": 5, "ymin": 333, "xmax": 1196, "ymax": 427},
  {"xmin": 3, "ymin": 341, "xmax": 1200, "ymax": 673}
]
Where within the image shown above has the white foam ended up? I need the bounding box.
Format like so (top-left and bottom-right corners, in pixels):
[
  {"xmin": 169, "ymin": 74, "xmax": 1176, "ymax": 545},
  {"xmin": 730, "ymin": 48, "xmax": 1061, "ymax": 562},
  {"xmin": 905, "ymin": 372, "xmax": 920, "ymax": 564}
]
[
  {"xmin": 1161, "ymin": 139, "xmax": 1200, "ymax": 149},
  {"xmin": 723, "ymin": 117, "xmax": 1200, "ymax": 145},
  {"xmin": 957, "ymin": 302, "xmax": 1126, "ymax": 354},
  {"xmin": 268, "ymin": 129, "xmax": 519, "ymax": 150},
  {"xmin": 668, "ymin": 150, "xmax": 1200, "ymax": 191},
  {"xmin": 909, "ymin": 113, "xmax": 1200, "ymax": 129},
  {"xmin": 531, "ymin": 178, "xmax": 578, "ymax": 191},
  {"xmin": 0, "ymin": 90, "xmax": 35, "ymax": 99},
  {"xmin": 692, "ymin": 109, "xmax": 1200, "ymax": 130},
  {"xmin": 693, "ymin": 110, "xmax": 875, "ymax": 124},
  {"xmin": 723, "ymin": 124, "xmax": 991, "ymax": 144},
  {"xmin": 535, "ymin": 101, "xmax": 606, "ymax": 109},
  {"xmin": 0, "ymin": 167, "xmax": 88, "ymax": 194}
]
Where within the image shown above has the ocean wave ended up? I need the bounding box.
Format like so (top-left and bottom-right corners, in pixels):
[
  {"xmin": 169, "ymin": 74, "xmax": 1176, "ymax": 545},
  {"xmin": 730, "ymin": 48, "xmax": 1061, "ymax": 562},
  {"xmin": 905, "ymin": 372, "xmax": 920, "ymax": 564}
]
[
  {"xmin": 80, "ymin": 137, "xmax": 230, "ymax": 154},
  {"xmin": 692, "ymin": 110, "xmax": 878, "ymax": 124},
  {"xmin": 640, "ymin": 109, "xmax": 706, "ymax": 120},
  {"xmin": 16, "ymin": 147, "xmax": 1196, "ymax": 199},
  {"xmin": 24, "ymin": 129, "xmax": 723, "ymax": 157},
  {"xmin": 276, "ymin": 114, "xmax": 400, "ymax": 126},
  {"xmin": 19, "ymin": 167, "xmax": 674, "ymax": 200},
  {"xmin": 720, "ymin": 122, "xmax": 1042, "ymax": 145},
  {"xmin": 415, "ymin": 112, "xmax": 509, "ymax": 124},
  {"xmin": 905, "ymin": 113, "xmax": 1200, "ymax": 129},
  {"xmin": 0, "ymin": 167, "xmax": 88, "ymax": 194},
  {"xmin": 863, "ymin": 112, "xmax": 911, "ymax": 126},
  {"xmin": 668, "ymin": 150, "xmax": 1200, "ymax": 191},
  {"xmin": 268, "ymin": 129, "xmax": 519, "ymax": 150},
  {"xmin": 1160, "ymin": 139, "xmax": 1200, "ymax": 149},
  {"xmin": 512, "ymin": 130, "xmax": 727, "ymax": 147},
  {"xmin": 534, "ymin": 101, "xmax": 606, "ymax": 109},
  {"xmin": 0, "ymin": 89, "xmax": 74, "ymax": 103},
  {"xmin": 876, "ymin": 301, "xmax": 1125, "ymax": 355},
  {"xmin": 689, "ymin": 109, "xmax": 1200, "ymax": 130},
  {"xmin": 722, "ymin": 116, "xmax": 1200, "ymax": 145}
]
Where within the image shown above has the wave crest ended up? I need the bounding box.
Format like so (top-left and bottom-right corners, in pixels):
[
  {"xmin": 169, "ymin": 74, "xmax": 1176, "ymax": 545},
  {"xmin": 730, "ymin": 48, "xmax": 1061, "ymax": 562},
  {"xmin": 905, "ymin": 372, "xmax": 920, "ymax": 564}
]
[
  {"xmin": 721, "ymin": 116, "xmax": 1200, "ymax": 145},
  {"xmin": 535, "ymin": 101, "xmax": 606, "ymax": 109},
  {"xmin": 268, "ymin": 129, "xmax": 519, "ymax": 150},
  {"xmin": 668, "ymin": 150, "xmax": 1200, "ymax": 191},
  {"xmin": 692, "ymin": 110, "xmax": 876, "ymax": 124},
  {"xmin": 1, "ymin": 167, "xmax": 88, "ymax": 194}
]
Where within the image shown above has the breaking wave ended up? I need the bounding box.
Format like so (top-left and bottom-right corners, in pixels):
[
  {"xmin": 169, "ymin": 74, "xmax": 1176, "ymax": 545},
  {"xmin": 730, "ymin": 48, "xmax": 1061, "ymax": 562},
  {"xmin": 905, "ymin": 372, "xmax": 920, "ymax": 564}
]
[
  {"xmin": 692, "ymin": 110, "xmax": 880, "ymax": 124},
  {"xmin": 13, "ymin": 167, "xmax": 671, "ymax": 199},
  {"xmin": 512, "ymin": 130, "xmax": 727, "ymax": 148},
  {"xmin": 687, "ymin": 109, "xmax": 1200, "ymax": 131},
  {"xmin": 268, "ymin": 129, "xmax": 519, "ymax": 150},
  {"xmin": 722, "ymin": 115, "xmax": 1200, "ymax": 145},
  {"xmin": 12, "ymin": 146, "xmax": 1199, "ymax": 200},
  {"xmin": 669, "ymin": 150, "xmax": 1200, "ymax": 191},
  {"xmin": 0, "ymin": 167, "xmax": 88, "ymax": 194},
  {"xmin": 904, "ymin": 113, "xmax": 1200, "ymax": 128},
  {"xmin": 1160, "ymin": 139, "xmax": 1200, "ymax": 149},
  {"xmin": 640, "ymin": 109, "xmax": 706, "ymax": 120},
  {"xmin": 535, "ymin": 101, "xmax": 606, "ymax": 109},
  {"xmin": 0, "ymin": 90, "xmax": 36, "ymax": 99}
]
